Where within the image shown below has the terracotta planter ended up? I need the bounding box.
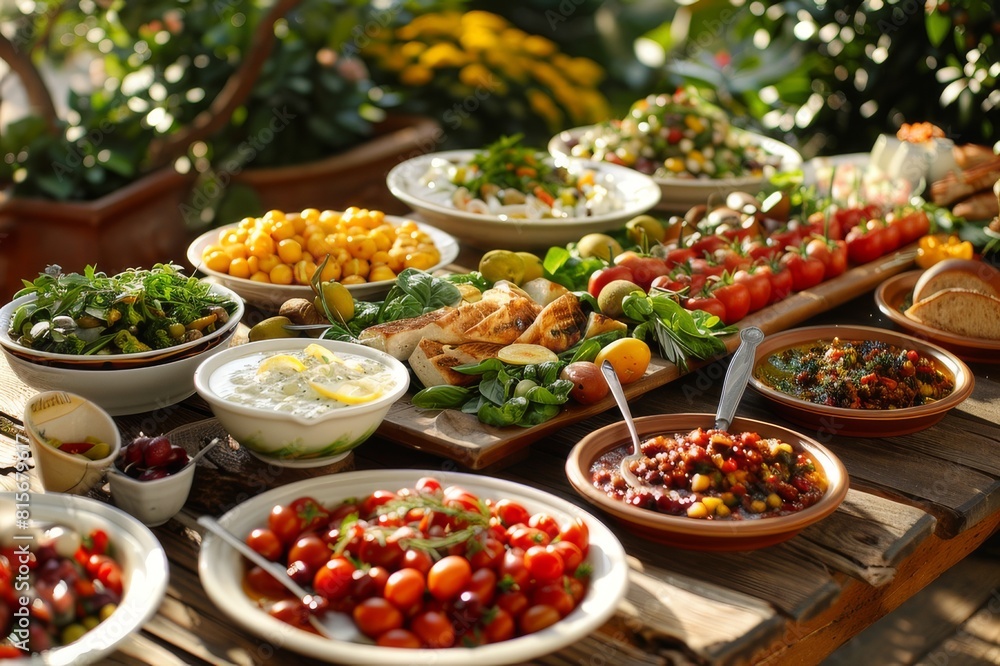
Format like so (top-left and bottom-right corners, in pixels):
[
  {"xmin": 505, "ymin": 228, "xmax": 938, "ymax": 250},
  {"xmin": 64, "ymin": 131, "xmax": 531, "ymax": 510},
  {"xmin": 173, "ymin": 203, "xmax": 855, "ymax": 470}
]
[
  {"xmin": 229, "ymin": 114, "xmax": 441, "ymax": 216},
  {"xmin": 0, "ymin": 168, "xmax": 196, "ymax": 300}
]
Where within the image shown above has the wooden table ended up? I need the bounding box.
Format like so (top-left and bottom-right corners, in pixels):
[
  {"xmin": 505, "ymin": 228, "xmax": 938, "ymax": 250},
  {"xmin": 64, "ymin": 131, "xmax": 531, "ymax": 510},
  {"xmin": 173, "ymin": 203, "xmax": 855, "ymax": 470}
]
[{"xmin": 2, "ymin": 287, "xmax": 999, "ymax": 665}]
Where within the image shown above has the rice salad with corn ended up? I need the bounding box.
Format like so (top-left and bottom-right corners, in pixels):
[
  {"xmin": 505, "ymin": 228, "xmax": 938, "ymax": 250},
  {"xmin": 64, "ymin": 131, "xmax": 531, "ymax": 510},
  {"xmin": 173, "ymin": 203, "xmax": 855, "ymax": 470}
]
[{"xmin": 565, "ymin": 87, "xmax": 783, "ymax": 180}]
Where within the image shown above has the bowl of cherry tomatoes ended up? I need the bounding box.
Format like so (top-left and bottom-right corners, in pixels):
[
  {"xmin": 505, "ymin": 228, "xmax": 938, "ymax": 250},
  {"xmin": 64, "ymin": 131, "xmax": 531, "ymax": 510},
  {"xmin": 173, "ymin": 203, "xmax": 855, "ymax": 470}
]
[
  {"xmin": 198, "ymin": 470, "xmax": 628, "ymax": 665},
  {"xmin": 0, "ymin": 492, "xmax": 168, "ymax": 664}
]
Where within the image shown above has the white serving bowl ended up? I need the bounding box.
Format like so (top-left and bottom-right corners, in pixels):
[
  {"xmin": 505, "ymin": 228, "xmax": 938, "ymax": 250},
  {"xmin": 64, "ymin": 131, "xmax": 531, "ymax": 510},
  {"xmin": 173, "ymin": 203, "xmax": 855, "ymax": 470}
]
[
  {"xmin": 108, "ymin": 463, "xmax": 195, "ymax": 527},
  {"xmin": 187, "ymin": 218, "xmax": 459, "ymax": 309},
  {"xmin": 0, "ymin": 492, "xmax": 168, "ymax": 665},
  {"xmin": 549, "ymin": 126, "xmax": 802, "ymax": 214},
  {"xmin": 0, "ymin": 282, "xmax": 243, "ymax": 370},
  {"xmin": 198, "ymin": 470, "xmax": 629, "ymax": 665},
  {"xmin": 22, "ymin": 391, "xmax": 122, "ymax": 495},
  {"xmin": 386, "ymin": 150, "xmax": 661, "ymax": 250},
  {"xmin": 4, "ymin": 324, "xmax": 240, "ymax": 416},
  {"xmin": 193, "ymin": 338, "xmax": 410, "ymax": 467}
]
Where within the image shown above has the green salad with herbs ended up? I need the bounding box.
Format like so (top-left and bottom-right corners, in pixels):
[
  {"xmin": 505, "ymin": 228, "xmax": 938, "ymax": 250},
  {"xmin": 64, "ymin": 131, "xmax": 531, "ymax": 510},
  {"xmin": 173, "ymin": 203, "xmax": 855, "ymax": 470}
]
[{"xmin": 7, "ymin": 263, "xmax": 238, "ymax": 355}]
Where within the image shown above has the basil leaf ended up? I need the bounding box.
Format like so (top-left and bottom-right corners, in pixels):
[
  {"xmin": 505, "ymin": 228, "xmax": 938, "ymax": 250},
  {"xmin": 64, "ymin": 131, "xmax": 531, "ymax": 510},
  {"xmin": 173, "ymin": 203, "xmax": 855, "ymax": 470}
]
[{"xmin": 411, "ymin": 385, "xmax": 472, "ymax": 410}]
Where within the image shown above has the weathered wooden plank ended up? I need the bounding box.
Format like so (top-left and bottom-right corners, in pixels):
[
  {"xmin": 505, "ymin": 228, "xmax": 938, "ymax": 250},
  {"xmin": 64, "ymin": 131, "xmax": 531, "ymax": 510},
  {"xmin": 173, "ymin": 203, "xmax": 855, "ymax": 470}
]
[
  {"xmin": 790, "ymin": 488, "xmax": 936, "ymax": 585},
  {"xmin": 529, "ymin": 630, "xmax": 670, "ymax": 665},
  {"xmin": 620, "ymin": 557, "xmax": 782, "ymax": 666},
  {"xmin": 825, "ymin": 551, "xmax": 1000, "ymax": 666}
]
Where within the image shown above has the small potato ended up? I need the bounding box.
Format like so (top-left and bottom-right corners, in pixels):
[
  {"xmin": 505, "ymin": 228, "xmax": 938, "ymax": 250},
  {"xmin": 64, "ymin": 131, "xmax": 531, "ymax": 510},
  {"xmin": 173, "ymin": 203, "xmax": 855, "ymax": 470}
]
[{"xmin": 559, "ymin": 361, "xmax": 609, "ymax": 405}]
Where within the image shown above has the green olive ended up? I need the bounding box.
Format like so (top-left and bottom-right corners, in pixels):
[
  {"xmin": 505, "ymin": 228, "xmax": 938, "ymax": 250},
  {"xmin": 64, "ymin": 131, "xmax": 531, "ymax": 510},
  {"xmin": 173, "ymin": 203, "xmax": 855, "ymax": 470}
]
[
  {"xmin": 248, "ymin": 316, "xmax": 299, "ymax": 342},
  {"xmin": 318, "ymin": 281, "xmax": 355, "ymax": 323},
  {"xmin": 625, "ymin": 215, "xmax": 666, "ymax": 245}
]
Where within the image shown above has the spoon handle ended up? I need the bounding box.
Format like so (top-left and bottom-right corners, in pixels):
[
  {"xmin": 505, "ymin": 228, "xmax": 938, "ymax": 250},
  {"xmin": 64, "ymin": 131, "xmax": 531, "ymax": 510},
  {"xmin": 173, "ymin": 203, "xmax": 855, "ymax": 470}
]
[
  {"xmin": 715, "ymin": 326, "xmax": 764, "ymax": 432},
  {"xmin": 601, "ymin": 361, "xmax": 641, "ymax": 453},
  {"xmin": 198, "ymin": 515, "xmax": 310, "ymax": 599}
]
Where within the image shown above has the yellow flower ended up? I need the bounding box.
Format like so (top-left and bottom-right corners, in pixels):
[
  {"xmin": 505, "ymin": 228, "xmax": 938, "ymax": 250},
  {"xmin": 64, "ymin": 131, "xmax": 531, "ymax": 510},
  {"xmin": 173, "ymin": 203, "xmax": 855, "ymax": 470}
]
[
  {"xmin": 460, "ymin": 27, "xmax": 499, "ymax": 52},
  {"xmin": 459, "ymin": 63, "xmax": 493, "ymax": 88},
  {"xmin": 522, "ymin": 35, "xmax": 556, "ymax": 58},
  {"xmin": 399, "ymin": 64, "xmax": 434, "ymax": 87},
  {"xmin": 400, "ymin": 41, "xmax": 426, "ymax": 59},
  {"xmin": 399, "ymin": 12, "xmax": 461, "ymax": 41},
  {"xmin": 380, "ymin": 48, "xmax": 409, "ymax": 72},
  {"xmin": 528, "ymin": 61, "xmax": 564, "ymax": 90},
  {"xmin": 527, "ymin": 88, "xmax": 564, "ymax": 129},
  {"xmin": 564, "ymin": 57, "xmax": 605, "ymax": 87},
  {"xmin": 501, "ymin": 28, "xmax": 527, "ymax": 47},
  {"xmin": 575, "ymin": 89, "xmax": 613, "ymax": 123},
  {"xmin": 461, "ymin": 10, "xmax": 511, "ymax": 32},
  {"xmin": 419, "ymin": 42, "xmax": 468, "ymax": 69}
]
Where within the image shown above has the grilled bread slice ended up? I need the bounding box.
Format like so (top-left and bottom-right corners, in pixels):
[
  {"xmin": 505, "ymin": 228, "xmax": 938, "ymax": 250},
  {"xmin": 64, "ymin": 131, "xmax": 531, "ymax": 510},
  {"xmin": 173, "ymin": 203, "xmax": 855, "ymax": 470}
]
[
  {"xmin": 357, "ymin": 308, "xmax": 454, "ymax": 360},
  {"xmin": 514, "ymin": 293, "xmax": 587, "ymax": 352},
  {"xmin": 463, "ymin": 296, "xmax": 541, "ymax": 344},
  {"xmin": 409, "ymin": 339, "xmax": 505, "ymax": 387},
  {"xmin": 912, "ymin": 259, "xmax": 1000, "ymax": 302}
]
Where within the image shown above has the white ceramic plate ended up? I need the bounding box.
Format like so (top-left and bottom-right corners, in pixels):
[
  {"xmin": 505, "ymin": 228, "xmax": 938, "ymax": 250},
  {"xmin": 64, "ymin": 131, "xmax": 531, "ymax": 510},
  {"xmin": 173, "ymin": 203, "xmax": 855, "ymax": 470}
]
[
  {"xmin": 186, "ymin": 218, "xmax": 460, "ymax": 310},
  {"xmin": 198, "ymin": 470, "xmax": 629, "ymax": 665},
  {"xmin": 0, "ymin": 492, "xmax": 168, "ymax": 665},
  {"xmin": 386, "ymin": 150, "xmax": 661, "ymax": 250},
  {"xmin": 549, "ymin": 127, "xmax": 801, "ymax": 214},
  {"xmin": 0, "ymin": 282, "xmax": 243, "ymax": 369}
]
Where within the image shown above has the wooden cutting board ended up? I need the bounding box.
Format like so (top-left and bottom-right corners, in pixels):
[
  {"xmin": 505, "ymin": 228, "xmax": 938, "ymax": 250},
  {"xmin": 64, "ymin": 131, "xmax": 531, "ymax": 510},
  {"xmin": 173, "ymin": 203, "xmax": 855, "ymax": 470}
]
[{"xmin": 376, "ymin": 247, "xmax": 918, "ymax": 468}]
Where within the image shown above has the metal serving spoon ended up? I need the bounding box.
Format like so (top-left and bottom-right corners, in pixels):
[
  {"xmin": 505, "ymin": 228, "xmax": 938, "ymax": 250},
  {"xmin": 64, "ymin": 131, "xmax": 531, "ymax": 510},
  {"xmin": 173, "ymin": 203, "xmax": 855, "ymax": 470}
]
[
  {"xmin": 606, "ymin": 325, "xmax": 765, "ymax": 490},
  {"xmin": 197, "ymin": 516, "xmax": 361, "ymax": 643}
]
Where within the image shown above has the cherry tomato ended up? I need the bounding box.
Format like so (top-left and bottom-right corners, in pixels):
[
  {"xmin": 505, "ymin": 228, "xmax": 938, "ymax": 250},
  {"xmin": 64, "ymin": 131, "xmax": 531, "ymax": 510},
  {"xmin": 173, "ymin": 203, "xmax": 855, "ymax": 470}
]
[
  {"xmin": 528, "ymin": 513, "xmax": 561, "ymax": 539},
  {"xmin": 768, "ymin": 225, "xmax": 803, "ymax": 251},
  {"xmin": 427, "ymin": 555, "xmax": 472, "ymax": 601},
  {"xmin": 507, "ymin": 526, "xmax": 551, "ymax": 551},
  {"xmin": 287, "ymin": 534, "xmax": 331, "ymax": 573},
  {"xmin": 245, "ymin": 565, "xmax": 289, "ymax": 598},
  {"xmin": 890, "ymin": 209, "xmax": 930, "ymax": 244},
  {"xmin": 825, "ymin": 239, "xmax": 848, "ymax": 279},
  {"xmin": 664, "ymin": 246, "xmax": 697, "ymax": 269},
  {"xmin": 613, "ymin": 252, "xmax": 670, "ymax": 291},
  {"xmin": 759, "ymin": 260, "xmax": 793, "ymax": 304},
  {"xmin": 780, "ymin": 249, "xmax": 825, "ymax": 291},
  {"xmin": 531, "ymin": 583, "xmax": 575, "ymax": 617},
  {"xmin": 267, "ymin": 599, "xmax": 311, "ymax": 630},
  {"xmin": 684, "ymin": 294, "xmax": 727, "ymax": 321},
  {"xmin": 359, "ymin": 490, "xmax": 398, "ymax": 517},
  {"xmin": 549, "ymin": 541, "xmax": 584, "ymax": 573},
  {"xmin": 84, "ymin": 529, "xmax": 110, "ymax": 556},
  {"xmin": 499, "ymin": 548, "xmax": 530, "ymax": 590},
  {"xmin": 415, "ymin": 477, "xmax": 443, "ymax": 496},
  {"xmin": 524, "ymin": 545, "xmax": 565, "ymax": 582},
  {"xmin": 353, "ymin": 597, "xmax": 403, "ymax": 638},
  {"xmin": 312, "ymin": 557, "xmax": 356, "ymax": 600},
  {"xmin": 269, "ymin": 498, "xmax": 329, "ymax": 546},
  {"xmin": 587, "ymin": 265, "xmax": 635, "ymax": 298},
  {"xmin": 688, "ymin": 256, "xmax": 726, "ymax": 277},
  {"xmin": 357, "ymin": 532, "xmax": 404, "ymax": 570},
  {"xmin": 410, "ymin": 610, "xmax": 456, "ymax": 648},
  {"xmin": 443, "ymin": 486, "xmax": 481, "ymax": 513},
  {"xmin": 710, "ymin": 281, "xmax": 751, "ymax": 325},
  {"xmin": 558, "ymin": 517, "xmax": 590, "ymax": 554},
  {"xmin": 496, "ymin": 589, "xmax": 529, "ymax": 618},
  {"xmin": 688, "ymin": 233, "xmax": 727, "ymax": 256},
  {"xmin": 519, "ymin": 604, "xmax": 561, "ymax": 634},
  {"xmin": 464, "ymin": 567, "xmax": 498, "ymax": 605},
  {"xmin": 846, "ymin": 223, "xmax": 886, "ymax": 264},
  {"xmin": 492, "ymin": 499, "xmax": 531, "ymax": 528},
  {"xmin": 468, "ymin": 536, "xmax": 505, "ymax": 571},
  {"xmin": 383, "ymin": 568, "xmax": 426, "ymax": 612},
  {"xmin": 376, "ymin": 628, "xmax": 422, "ymax": 648},
  {"xmin": 245, "ymin": 528, "xmax": 284, "ymax": 562},
  {"xmin": 564, "ymin": 575, "xmax": 586, "ymax": 604},
  {"xmin": 482, "ymin": 607, "xmax": 515, "ymax": 643},
  {"xmin": 733, "ymin": 267, "xmax": 772, "ymax": 312},
  {"xmin": 402, "ymin": 548, "xmax": 434, "ymax": 575}
]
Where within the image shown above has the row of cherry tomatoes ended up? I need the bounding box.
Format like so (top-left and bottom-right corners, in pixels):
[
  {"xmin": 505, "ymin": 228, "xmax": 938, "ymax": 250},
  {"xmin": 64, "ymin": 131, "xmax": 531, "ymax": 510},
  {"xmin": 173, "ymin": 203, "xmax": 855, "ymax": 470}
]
[
  {"xmin": 242, "ymin": 477, "xmax": 592, "ymax": 648},
  {"xmin": 588, "ymin": 206, "xmax": 931, "ymax": 326}
]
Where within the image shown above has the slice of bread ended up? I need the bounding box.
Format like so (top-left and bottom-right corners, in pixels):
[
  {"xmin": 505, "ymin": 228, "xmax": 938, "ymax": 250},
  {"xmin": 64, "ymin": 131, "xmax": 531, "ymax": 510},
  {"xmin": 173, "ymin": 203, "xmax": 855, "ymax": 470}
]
[
  {"xmin": 912, "ymin": 259, "xmax": 1000, "ymax": 302},
  {"xmin": 905, "ymin": 288, "xmax": 1000, "ymax": 340}
]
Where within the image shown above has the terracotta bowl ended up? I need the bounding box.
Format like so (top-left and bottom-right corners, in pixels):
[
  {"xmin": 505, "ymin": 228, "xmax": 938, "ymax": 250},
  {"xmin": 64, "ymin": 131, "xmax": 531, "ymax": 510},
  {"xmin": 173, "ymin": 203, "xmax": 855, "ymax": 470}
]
[
  {"xmin": 565, "ymin": 414, "xmax": 849, "ymax": 551},
  {"xmin": 748, "ymin": 324, "xmax": 975, "ymax": 437},
  {"xmin": 876, "ymin": 270, "xmax": 1000, "ymax": 363}
]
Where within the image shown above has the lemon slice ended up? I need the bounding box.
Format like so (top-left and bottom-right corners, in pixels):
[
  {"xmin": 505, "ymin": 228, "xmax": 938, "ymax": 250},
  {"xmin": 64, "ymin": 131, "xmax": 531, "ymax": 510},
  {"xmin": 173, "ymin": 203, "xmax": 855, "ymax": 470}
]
[
  {"xmin": 257, "ymin": 354, "xmax": 306, "ymax": 375},
  {"xmin": 304, "ymin": 343, "xmax": 338, "ymax": 363},
  {"xmin": 309, "ymin": 378, "xmax": 383, "ymax": 405}
]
